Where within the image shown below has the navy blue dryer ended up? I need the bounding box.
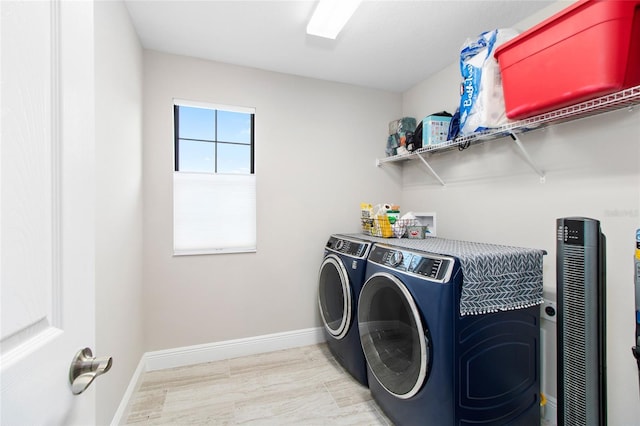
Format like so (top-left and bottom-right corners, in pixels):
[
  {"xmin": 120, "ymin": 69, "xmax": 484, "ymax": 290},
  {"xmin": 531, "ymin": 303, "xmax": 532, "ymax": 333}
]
[
  {"xmin": 318, "ymin": 234, "xmax": 372, "ymax": 386},
  {"xmin": 358, "ymin": 243, "xmax": 540, "ymax": 425}
]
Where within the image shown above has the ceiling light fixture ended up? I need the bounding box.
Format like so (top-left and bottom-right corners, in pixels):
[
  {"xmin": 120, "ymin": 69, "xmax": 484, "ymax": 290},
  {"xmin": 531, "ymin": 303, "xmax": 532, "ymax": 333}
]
[{"xmin": 306, "ymin": 0, "xmax": 363, "ymax": 40}]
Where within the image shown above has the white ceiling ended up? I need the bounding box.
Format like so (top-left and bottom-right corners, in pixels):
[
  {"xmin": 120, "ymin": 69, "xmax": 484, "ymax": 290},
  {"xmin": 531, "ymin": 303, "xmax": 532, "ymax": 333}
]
[{"xmin": 124, "ymin": 0, "xmax": 556, "ymax": 93}]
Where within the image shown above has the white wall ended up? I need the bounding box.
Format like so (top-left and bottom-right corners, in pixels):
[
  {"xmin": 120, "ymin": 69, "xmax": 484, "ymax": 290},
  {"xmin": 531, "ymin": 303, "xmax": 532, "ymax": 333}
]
[
  {"xmin": 400, "ymin": 2, "xmax": 640, "ymax": 424},
  {"xmin": 94, "ymin": 2, "xmax": 144, "ymax": 424},
  {"xmin": 142, "ymin": 50, "xmax": 402, "ymax": 351}
]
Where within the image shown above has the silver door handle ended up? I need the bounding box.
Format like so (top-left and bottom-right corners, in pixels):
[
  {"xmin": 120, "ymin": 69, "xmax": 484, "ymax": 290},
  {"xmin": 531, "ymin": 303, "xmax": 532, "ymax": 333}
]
[{"xmin": 69, "ymin": 347, "xmax": 112, "ymax": 395}]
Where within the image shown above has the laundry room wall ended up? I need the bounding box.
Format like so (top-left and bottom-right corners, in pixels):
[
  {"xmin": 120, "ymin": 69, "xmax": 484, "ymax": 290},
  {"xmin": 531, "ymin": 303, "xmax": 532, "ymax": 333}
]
[
  {"xmin": 400, "ymin": 1, "xmax": 640, "ymax": 424},
  {"xmin": 142, "ymin": 50, "xmax": 402, "ymax": 351},
  {"xmin": 94, "ymin": 1, "xmax": 144, "ymax": 424}
]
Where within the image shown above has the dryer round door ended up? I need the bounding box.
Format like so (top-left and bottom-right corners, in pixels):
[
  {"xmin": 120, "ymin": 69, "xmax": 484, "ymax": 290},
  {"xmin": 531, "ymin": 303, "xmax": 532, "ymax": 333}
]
[
  {"xmin": 318, "ymin": 254, "xmax": 352, "ymax": 340},
  {"xmin": 358, "ymin": 272, "xmax": 431, "ymax": 399}
]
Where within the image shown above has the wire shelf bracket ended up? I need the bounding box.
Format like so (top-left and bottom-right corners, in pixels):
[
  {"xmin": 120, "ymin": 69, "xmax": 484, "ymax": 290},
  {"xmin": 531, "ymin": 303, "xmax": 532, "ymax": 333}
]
[
  {"xmin": 509, "ymin": 133, "xmax": 546, "ymax": 183},
  {"xmin": 416, "ymin": 152, "xmax": 446, "ymax": 186}
]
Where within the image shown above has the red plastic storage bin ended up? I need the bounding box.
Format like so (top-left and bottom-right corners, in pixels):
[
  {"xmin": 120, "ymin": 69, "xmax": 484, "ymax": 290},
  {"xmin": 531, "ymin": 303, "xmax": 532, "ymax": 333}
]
[{"xmin": 494, "ymin": 0, "xmax": 640, "ymax": 120}]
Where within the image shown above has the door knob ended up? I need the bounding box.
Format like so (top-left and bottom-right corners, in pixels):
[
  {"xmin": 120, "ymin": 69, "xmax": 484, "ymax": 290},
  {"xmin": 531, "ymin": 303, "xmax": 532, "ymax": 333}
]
[{"xmin": 69, "ymin": 347, "xmax": 112, "ymax": 395}]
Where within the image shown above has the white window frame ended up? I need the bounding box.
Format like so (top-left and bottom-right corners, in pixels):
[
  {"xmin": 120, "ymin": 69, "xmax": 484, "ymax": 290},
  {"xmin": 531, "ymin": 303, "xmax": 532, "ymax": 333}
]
[{"xmin": 173, "ymin": 99, "xmax": 256, "ymax": 255}]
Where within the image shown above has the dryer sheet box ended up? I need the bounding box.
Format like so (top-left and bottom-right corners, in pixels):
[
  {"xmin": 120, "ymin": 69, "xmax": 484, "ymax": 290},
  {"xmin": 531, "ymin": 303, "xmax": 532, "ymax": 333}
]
[
  {"xmin": 407, "ymin": 212, "xmax": 436, "ymax": 239},
  {"xmin": 422, "ymin": 115, "xmax": 452, "ymax": 146}
]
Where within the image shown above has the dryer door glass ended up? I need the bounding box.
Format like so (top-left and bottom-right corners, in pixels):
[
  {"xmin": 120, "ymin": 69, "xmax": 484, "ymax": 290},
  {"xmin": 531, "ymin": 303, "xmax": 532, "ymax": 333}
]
[
  {"xmin": 318, "ymin": 255, "xmax": 352, "ymax": 339},
  {"xmin": 358, "ymin": 272, "xmax": 430, "ymax": 399}
]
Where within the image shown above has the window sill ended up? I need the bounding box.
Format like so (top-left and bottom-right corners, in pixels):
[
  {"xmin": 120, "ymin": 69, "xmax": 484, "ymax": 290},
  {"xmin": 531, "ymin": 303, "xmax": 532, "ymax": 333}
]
[{"xmin": 173, "ymin": 247, "xmax": 257, "ymax": 256}]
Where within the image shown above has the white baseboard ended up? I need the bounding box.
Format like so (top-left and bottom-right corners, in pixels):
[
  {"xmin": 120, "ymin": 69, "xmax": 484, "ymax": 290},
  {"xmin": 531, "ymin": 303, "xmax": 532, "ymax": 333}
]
[
  {"xmin": 110, "ymin": 355, "xmax": 147, "ymax": 426},
  {"xmin": 543, "ymin": 394, "xmax": 558, "ymax": 425},
  {"xmin": 110, "ymin": 327, "xmax": 324, "ymax": 425},
  {"xmin": 144, "ymin": 326, "xmax": 325, "ymax": 371}
]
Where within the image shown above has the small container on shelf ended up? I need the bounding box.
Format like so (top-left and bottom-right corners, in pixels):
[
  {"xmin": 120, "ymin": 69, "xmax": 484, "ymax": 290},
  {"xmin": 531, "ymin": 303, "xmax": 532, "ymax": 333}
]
[{"xmin": 422, "ymin": 113, "xmax": 453, "ymax": 146}]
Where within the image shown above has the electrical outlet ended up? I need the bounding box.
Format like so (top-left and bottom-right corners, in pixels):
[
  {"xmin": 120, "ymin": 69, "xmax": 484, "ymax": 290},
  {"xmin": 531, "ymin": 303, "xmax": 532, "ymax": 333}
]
[{"xmin": 541, "ymin": 299, "xmax": 557, "ymax": 323}]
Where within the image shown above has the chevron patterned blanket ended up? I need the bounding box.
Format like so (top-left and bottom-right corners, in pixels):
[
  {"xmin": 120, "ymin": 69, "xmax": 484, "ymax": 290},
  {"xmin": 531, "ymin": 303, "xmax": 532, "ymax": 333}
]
[{"xmin": 345, "ymin": 234, "xmax": 545, "ymax": 316}]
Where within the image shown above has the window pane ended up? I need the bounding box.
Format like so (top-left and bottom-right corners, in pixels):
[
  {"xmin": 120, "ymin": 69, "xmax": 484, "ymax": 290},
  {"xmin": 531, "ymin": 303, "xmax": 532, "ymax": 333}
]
[
  {"xmin": 217, "ymin": 110, "xmax": 251, "ymax": 143},
  {"xmin": 179, "ymin": 106, "xmax": 215, "ymax": 141},
  {"xmin": 178, "ymin": 139, "xmax": 215, "ymax": 173},
  {"xmin": 217, "ymin": 143, "xmax": 251, "ymax": 174}
]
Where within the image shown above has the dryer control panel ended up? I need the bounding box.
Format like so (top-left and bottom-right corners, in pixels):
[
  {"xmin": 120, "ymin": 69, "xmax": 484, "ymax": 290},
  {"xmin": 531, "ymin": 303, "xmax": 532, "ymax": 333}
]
[
  {"xmin": 412, "ymin": 256, "xmax": 449, "ymax": 280},
  {"xmin": 369, "ymin": 244, "xmax": 454, "ymax": 283},
  {"xmin": 325, "ymin": 235, "xmax": 371, "ymax": 259}
]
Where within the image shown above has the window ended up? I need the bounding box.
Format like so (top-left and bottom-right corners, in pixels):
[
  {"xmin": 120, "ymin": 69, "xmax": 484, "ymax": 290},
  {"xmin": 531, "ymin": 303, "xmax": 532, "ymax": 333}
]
[{"xmin": 173, "ymin": 100, "xmax": 256, "ymax": 255}]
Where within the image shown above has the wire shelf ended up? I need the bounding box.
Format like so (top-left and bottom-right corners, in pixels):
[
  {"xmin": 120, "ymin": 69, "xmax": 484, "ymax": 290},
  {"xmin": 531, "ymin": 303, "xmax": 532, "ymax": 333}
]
[{"xmin": 378, "ymin": 85, "xmax": 640, "ymax": 165}]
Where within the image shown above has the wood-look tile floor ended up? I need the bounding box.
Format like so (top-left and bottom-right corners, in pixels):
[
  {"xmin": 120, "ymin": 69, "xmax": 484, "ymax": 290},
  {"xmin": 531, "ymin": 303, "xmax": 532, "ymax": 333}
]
[{"xmin": 124, "ymin": 343, "xmax": 392, "ymax": 425}]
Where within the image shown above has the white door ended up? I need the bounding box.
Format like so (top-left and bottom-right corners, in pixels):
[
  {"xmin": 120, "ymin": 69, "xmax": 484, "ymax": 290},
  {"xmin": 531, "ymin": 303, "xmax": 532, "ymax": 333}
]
[{"xmin": 1, "ymin": 1, "xmax": 97, "ymax": 424}]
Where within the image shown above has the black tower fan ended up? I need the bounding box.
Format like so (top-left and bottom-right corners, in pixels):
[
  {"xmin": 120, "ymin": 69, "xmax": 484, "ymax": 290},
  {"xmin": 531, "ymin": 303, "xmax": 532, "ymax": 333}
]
[{"xmin": 556, "ymin": 217, "xmax": 607, "ymax": 426}]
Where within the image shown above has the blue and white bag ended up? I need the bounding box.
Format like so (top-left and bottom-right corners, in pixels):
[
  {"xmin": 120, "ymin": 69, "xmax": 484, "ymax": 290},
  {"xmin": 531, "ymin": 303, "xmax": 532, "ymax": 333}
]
[{"xmin": 458, "ymin": 29, "xmax": 518, "ymax": 135}]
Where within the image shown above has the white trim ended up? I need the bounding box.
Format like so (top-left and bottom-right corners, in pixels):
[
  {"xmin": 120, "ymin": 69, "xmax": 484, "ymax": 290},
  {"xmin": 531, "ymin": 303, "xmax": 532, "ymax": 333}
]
[
  {"xmin": 173, "ymin": 247, "xmax": 257, "ymax": 256},
  {"xmin": 173, "ymin": 98, "xmax": 255, "ymax": 114},
  {"xmin": 0, "ymin": 326, "xmax": 62, "ymax": 370},
  {"xmin": 51, "ymin": 0, "xmax": 63, "ymax": 329},
  {"xmin": 543, "ymin": 394, "xmax": 557, "ymax": 425},
  {"xmin": 110, "ymin": 327, "xmax": 324, "ymax": 425},
  {"xmin": 145, "ymin": 327, "xmax": 324, "ymax": 371},
  {"xmin": 109, "ymin": 356, "xmax": 147, "ymax": 426}
]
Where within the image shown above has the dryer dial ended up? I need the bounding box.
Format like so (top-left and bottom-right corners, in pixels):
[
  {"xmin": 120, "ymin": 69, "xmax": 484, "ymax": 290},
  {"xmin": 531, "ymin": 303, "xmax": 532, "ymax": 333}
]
[{"xmin": 389, "ymin": 251, "xmax": 403, "ymax": 267}]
